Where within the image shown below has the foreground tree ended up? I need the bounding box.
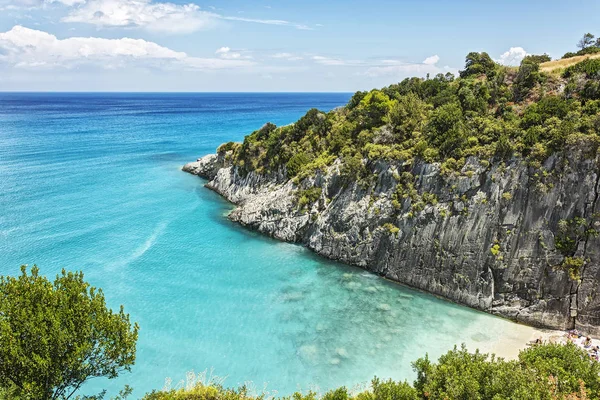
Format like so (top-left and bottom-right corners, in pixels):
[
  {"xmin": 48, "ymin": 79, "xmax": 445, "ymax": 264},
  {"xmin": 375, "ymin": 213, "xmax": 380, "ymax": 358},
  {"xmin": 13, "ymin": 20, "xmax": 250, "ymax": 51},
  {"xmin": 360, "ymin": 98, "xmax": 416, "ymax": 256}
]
[{"xmin": 0, "ymin": 266, "xmax": 139, "ymax": 399}]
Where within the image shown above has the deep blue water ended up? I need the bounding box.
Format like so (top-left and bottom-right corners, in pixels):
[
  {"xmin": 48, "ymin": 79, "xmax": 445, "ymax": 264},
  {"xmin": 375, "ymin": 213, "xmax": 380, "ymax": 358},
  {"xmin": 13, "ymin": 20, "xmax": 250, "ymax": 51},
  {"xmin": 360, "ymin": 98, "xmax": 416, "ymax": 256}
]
[{"xmin": 0, "ymin": 93, "xmax": 530, "ymax": 398}]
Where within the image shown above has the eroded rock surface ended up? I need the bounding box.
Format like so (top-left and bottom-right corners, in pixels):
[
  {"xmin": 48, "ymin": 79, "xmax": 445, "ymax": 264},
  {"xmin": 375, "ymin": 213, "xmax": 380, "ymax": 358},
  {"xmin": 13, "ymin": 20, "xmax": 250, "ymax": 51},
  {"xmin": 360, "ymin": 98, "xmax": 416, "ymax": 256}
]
[{"xmin": 183, "ymin": 149, "xmax": 600, "ymax": 334}]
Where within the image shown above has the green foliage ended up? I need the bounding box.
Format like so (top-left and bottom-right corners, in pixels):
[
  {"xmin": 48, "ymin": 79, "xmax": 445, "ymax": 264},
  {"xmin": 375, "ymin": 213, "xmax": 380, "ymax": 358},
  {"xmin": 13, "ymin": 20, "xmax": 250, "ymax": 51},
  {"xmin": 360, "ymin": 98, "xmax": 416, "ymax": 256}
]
[
  {"xmin": 563, "ymin": 47, "xmax": 600, "ymax": 59},
  {"xmin": 296, "ymin": 187, "xmax": 322, "ymax": 210},
  {"xmin": 563, "ymin": 33, "xmax": 600, "ymax": 58},
  {"xmin": 564, "ymin": 58, "xmax": 600, "ymax": 79},
  {"xmin": 217, "ymin": 141, "xmax": 238, "ymax": 153},
  {"xmin": 561, "ymin": 256, "xmax": 585, "ymax": 280},
  {"xmin": 144, "ymin": 344, "xmax": 600, "ymax": 400},
  {"xmin": 414, "ymin": 343, "xmax": 600, "ymax": 399},
  {"xmin": 426, "ymin": 102, "xmax": 466, "ymax": 158},
  {"xmin": 286, "ymin": 152, "xmax": 311, "ymax": 177},
  {"xmin": 555, "ymin": 216, "xmax": 600, "ymax": 257},
  {"xmin": 339, "ymin": 153, "xmax": 368, "ymax": 183},
  {"xmin": 368, "ymin": 378, "xmax": 418, "ymax": 400},
  {"xmin": 382, "ymin": 223, "xmax": 400, "ymax": 235},
  {"xmin": 525, "ymin": 54, "xmax": 552, "ymax": 64},
  {"xmin": 578, "ymin": 33, "xmax": 596, "ymax": 50},
  {"xmin": 391, "ymin": 172, "xmax": 417, "ymax": 210},
  {"xmin": 514, "ymin": 56, "xmax": 543, "ymax": 101},
  {"xmin": 143, "ymin": 384, "xmax": 253, "ymax": 400},
  {"xmin": 0, "ymin": 266, "xmax": 139, "ymax": 400},
  {"xmin": 385, "ymin": 92, "xmax": 430, "ymax": 142},
  {"xmin": 490, "ymin": 244, "xmax": 501, "ymax": 257},
  {"xmin": 213, "ymin": 48, "xmax": 600, "ymax": 187},
  {"xmin": 459, "ymin": 52, "xmax": 498, "ymax": 79},
  {"xmin": 352, "ymin": 90, "xmax": 395, "ymax": 129},
  {"xmin": 518, "ymin": 342, "xmax": 600, "ymax": 396}
]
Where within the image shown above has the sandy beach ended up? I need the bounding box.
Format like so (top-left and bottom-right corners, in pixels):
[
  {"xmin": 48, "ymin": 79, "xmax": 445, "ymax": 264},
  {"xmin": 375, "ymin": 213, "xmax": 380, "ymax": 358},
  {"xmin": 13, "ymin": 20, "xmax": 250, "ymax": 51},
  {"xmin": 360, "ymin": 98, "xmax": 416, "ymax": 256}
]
[{"xmin": 476, "ymin": 323, "xmax": 597, "ymax": 360}]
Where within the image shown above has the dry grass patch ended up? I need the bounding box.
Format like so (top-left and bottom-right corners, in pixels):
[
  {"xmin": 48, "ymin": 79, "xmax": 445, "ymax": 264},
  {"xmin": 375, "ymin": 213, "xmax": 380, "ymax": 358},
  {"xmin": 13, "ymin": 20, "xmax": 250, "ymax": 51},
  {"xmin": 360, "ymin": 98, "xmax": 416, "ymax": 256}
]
[{"xmin": 540, "ymin": 53, "xmax": 600, "ymax": 73}]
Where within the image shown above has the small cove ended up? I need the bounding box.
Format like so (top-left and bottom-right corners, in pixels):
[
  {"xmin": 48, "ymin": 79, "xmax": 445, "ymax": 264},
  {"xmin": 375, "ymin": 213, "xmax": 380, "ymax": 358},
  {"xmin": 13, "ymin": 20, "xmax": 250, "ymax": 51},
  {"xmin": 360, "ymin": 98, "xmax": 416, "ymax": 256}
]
[{"xmin": 0, "ymin": 93, "xmax": 539, "ymax": 397}]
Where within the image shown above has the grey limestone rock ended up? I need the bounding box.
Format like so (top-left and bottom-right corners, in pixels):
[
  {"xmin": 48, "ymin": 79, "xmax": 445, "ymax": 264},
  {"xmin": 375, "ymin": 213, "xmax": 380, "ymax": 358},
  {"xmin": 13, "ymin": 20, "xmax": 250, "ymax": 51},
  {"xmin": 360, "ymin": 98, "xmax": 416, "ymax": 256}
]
[{"xmin": 184, "ymin": 148, "xmax": 600, "ymax": 334}]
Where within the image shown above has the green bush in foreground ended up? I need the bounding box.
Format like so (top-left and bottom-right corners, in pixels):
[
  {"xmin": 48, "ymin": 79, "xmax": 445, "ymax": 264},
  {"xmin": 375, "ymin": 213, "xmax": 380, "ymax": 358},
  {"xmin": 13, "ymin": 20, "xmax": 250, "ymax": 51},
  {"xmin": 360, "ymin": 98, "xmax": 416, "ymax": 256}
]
[
  {"xmin": 0, "ymin": 266, "xmax": 139, "ymax": 400},
  {"xmin": 143, "ymin": 343, "xmax": 600, "ymax": 400}
]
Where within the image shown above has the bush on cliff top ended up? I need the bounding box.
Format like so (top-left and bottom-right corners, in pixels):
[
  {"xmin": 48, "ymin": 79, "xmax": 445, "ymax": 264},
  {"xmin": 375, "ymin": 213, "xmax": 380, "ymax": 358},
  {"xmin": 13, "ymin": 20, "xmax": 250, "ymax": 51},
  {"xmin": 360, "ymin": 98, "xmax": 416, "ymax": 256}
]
[
  {"xmin": 143, "ymin": 343, "xmax": 600, "ymax": 400},
  {"xmin": 221, "ymin": 52, "xmax": 600, "ymax": 182}
]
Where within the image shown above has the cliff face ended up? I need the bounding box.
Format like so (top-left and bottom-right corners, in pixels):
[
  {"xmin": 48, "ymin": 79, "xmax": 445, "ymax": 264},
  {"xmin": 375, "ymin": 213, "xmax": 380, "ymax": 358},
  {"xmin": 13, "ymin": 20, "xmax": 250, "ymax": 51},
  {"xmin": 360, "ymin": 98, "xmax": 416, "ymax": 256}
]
[{"xmin": 184, "ymin": 149, "xmax": 600, "ymax": 334}]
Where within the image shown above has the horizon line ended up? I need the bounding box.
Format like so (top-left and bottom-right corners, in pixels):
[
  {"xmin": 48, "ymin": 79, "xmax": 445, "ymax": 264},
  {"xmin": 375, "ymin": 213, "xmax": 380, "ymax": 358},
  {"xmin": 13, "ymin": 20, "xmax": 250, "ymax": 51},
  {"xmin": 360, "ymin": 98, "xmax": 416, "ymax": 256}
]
[{"xmin": 0, "ymin": 91, "xmax": 355, "ymax": 94}]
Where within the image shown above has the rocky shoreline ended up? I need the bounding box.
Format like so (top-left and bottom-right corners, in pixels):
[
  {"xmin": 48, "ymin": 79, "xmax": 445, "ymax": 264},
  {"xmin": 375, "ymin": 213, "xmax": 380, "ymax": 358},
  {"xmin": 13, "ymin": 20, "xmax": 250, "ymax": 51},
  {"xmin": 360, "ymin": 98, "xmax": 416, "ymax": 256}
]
[{"xmin": 184, "ymin": 147, "xmax": 600, "ymax": 335}]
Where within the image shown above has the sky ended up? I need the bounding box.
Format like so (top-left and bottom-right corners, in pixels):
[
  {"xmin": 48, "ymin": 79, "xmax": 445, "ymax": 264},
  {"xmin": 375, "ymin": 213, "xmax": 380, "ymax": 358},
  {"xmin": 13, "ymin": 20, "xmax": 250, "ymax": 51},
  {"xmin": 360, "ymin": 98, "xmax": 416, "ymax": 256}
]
[{"xmin": 0, "ymin": 0, "xmax": 598, "ymax": 92}]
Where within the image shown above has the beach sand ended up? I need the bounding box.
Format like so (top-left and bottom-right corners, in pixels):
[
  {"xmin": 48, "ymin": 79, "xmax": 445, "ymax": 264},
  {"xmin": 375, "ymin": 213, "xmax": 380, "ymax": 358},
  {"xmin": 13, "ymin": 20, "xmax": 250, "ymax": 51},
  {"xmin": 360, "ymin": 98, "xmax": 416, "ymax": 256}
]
[
  {"xmin": 491, "ymin": 326, "xmax": 566, "ymax": 359},
  {"xmin": 484, "ymin": 324, "xmax": 597, "ymax": 360},
  {"xmin": 460, "ymin": 323, "xmax": 568, "ymax": 360}
]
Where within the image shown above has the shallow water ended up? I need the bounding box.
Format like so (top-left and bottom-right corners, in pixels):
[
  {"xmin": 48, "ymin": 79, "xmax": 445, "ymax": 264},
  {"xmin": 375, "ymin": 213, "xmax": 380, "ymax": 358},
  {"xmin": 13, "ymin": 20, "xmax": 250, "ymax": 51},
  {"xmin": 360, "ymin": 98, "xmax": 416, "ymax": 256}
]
[{"xmin": 1, "ymin": 93, "xmax": 527, "ymax": 397}]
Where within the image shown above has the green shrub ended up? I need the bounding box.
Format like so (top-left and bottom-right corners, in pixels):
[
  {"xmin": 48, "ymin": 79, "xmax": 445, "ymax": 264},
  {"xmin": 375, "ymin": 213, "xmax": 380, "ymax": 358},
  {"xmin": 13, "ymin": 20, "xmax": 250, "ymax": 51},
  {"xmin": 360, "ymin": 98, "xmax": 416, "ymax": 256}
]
[
  {"xmin": 564, "ymin": 58, "xmax": 600, "ymax": 79},
  {"xmin": 296, "ymin": 188, "xmax": 322, "ymax": 210},
  {"xmin": 217, "ymin": 141, "xmax": 238, "ymax": 153},
  {"xmin": 490, "ymin": 243, "xmax": 501, "ymax": 256},
  {"xmin": 562, "ymin": 256, "xmax": 585, "ymax": 280},
  {"xmin": 286, "ymin": 152, "xmax": 311, "ymax": 177},
  {"xmin": 382, "ymin": 223, "xmax": 400, "ymax": 235},
  {"xmin": 143, "ymin": 344, "xmax": 600, "ymax": 400}
]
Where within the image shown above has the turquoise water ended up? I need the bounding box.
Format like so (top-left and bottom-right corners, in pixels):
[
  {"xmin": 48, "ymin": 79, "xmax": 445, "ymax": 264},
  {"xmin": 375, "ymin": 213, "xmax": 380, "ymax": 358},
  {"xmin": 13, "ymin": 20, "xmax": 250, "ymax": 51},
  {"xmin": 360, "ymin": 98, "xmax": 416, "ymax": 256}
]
[{"xmin": 1, "ymin": 93, "xmax": 525, "ymax": 398}]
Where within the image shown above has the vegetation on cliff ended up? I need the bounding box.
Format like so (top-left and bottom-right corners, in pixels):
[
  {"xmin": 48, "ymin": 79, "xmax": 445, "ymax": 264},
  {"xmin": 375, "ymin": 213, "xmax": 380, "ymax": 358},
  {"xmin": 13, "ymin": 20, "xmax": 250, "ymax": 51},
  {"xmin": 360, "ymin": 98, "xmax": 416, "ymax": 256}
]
[
  {"xmin": 219, "ymin": 37, "xmax": 600, "ymax": 186},
  {"xmin": 144, "ymin": 343, "xmax": 600, "ymax": 400}
]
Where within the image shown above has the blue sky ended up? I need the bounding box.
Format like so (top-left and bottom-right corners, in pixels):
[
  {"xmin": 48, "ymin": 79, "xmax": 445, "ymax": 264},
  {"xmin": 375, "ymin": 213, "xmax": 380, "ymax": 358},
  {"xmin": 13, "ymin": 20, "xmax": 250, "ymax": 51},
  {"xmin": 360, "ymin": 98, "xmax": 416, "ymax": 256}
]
[{"xmin": 0, "ymin": 0, "xmax": 598, "ymax": 91}]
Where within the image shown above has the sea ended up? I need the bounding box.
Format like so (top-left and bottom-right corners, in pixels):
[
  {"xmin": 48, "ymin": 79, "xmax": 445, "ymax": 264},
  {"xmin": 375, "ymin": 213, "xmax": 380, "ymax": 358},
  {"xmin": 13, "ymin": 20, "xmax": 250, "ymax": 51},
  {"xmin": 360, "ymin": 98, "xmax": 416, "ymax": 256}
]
[{"xmin": 0, "ymin": 93, "xmax": 530, "ymax": 397}]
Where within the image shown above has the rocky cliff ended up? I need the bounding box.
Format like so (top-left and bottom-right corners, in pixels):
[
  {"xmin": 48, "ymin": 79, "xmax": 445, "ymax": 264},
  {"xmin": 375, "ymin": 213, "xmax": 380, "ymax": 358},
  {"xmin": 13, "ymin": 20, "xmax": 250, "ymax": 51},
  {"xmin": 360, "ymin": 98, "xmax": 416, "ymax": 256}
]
[{"xmin": 184, "ymin": 147, "xmax": 600, "ymax": 334}]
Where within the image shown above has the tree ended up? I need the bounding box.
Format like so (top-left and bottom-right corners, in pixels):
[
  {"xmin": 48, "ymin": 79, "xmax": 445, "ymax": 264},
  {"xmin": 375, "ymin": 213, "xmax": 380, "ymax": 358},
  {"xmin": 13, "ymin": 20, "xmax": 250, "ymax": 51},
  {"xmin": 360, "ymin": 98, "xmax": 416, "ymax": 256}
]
[
  {"xmin": 578, "ymin": 33, "xmax": 596, "ymax": 50},
  {"xmin": 523, "ymin": 54, "xmax": 552, "ymax": 64},
  {"xmin": 355, "ymin": 90, "xmax": 394, "ymax": 129},
  {"xmin": 413, "ymin": 343, "xmax": 600, "ymax": 399},
  {"xmin": 460, "ymin": 52, "xmax": 497, "ymax": 78},
  {"xmin": 385, "ymin": 92, "xmax": 430, "ymax": 141},
  {"xmin": 519, "ymin": 342, "xmax": 600, "ymax": 397},
  {"xmin": 514, "ymin": 57, "xmax": 543, "ymax": 101},
  {"xmin": 0, "ymin": 266, "xmax": 139, "ymax": 400},
  {"xmin": 426, "ymin": 102, "xmax": 466, "ymax": 157}
]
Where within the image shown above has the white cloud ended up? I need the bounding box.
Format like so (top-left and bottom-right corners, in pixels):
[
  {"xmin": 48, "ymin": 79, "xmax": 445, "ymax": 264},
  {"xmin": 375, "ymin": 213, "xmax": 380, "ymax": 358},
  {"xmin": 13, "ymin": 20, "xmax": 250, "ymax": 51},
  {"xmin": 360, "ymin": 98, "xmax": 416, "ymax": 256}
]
[
  {"xmin": 222, "ymin": 16, "xmax": 311, "ymax": 30},
  {"xmin": 496, "ymin": 47, "xmax": 527, "ymax": 66},
  {"xmin": 214, "ymin": 46, "xmax": 250, "ymax": 60},
  {"xmin": 59, "ymin": 0, "xmax": 311, "ymax": 34},
  {"xmin": 312, "ymin": 55, "xmax": 364, "ymax": 66},
  {"xmin": 0, "ymin": 0, "xmax": 81, "ymax": 9},
  {"xmin": 364, "ymin": 55, "xmax": 455, "ymax": 78},
  {"xmin": 423, "ymin": 55, "xmax": 440, "ymax": 65},
  {"xmin": 50, "ymin": 0, "xmax": 85, "ymax": 5},
  {"xmin": 0, "ymin": 25, "xmax": 254, "ymax": 70},
  {"xmin": 271, "ymin": 52, "xmax": 303, "ymax": 61},
  {"xmin": 62, "ymin": 0, "xmax": 219, "ymax": 34}
]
